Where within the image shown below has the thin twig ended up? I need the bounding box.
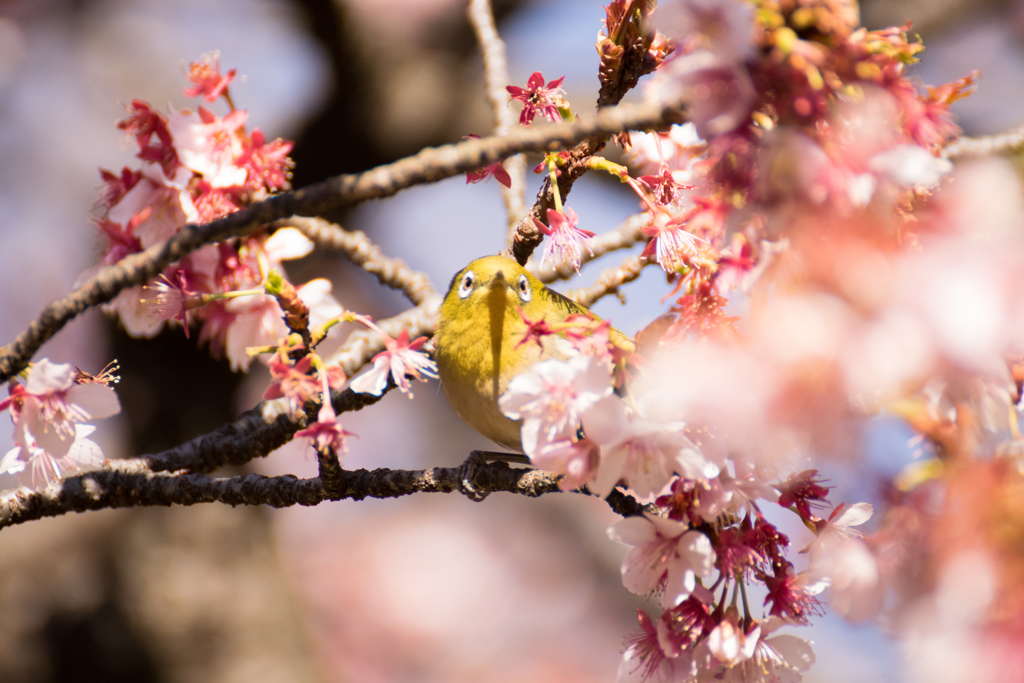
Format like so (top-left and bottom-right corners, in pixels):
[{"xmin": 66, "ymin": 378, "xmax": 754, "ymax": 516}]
[
  {"xmin": 565, "ymin": 254, "xmax": 651, "ymax": 308},
  {"xmin": 280, "ymin": 216, "xmax": 436, "ymax": 306},
  {"xmin": 0, "ymin": 98, "xmax": 685, "ymax": 384},
  {"xmin": 0, "ymin": 452, "xmax": 649, "ymax": 531},
  {"xmin": 325, "ymin": 298, "xmax": 442, "ymax": 377},
  {"xmin": 530, "ymin": 212, "xmax": 650, "ymax": 283},
  {"xmin": 467, "ymin": 0, "xmax": 528, "ymax": 234},
  {"xmin": 140, "ymin": 385, "xmax": 388, "ymax": 475},
  {"xmin": 942, "ymin": 122, "xmax": 1024, "ymax": 160},
  {"xmin": 499, "ymin": 10, "xmax": 677, "ymax": 267}
]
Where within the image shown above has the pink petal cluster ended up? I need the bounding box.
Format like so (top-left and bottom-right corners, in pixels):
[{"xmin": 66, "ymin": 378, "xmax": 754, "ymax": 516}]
[
  {"xmin": 0, "ymin": 359, "xmax": 120, "ymax": 488},
  {"xmin": 534, "ymin": 206, "xmax": 596, "ymax": 272},
  {"xmin": 506, "ymin": 71, "xmax": 566, "ymax": 125},
  {"xmin": 349, "ymin": 329, "xmax": 439, "ymax": 398},
  {"xmin": 93, "ymin": 56, "xmax": 341, "ymax": 371}
]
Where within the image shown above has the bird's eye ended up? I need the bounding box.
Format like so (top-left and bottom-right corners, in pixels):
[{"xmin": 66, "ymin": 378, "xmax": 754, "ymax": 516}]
[
  {"xmin": 458, "ymin": 271, "xmax": 476, "ymax": 299},
  {"xmin": 516, "ymin": 274, "xmax": 531, "ymax": 303}
]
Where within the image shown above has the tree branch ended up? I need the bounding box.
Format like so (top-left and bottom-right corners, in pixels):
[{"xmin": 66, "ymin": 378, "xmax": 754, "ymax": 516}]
[
  {"xmin": 324, "ymin": 298, "xmax": 442, "ymax": 377},
  {"xmin": 942, "ymin": 122, "xmax": 1024, "ymax": 159},
  {"xmin": 0, "ymin": 451, "xmax": 649, "ymax": 531},
  {"xmin": 141, "ymin": 384, "xmax": 389, "ymax": 475},
  {"xmin": 280, "ymin": 216, "xmax": 436, "ymax": 306},
  {"xmin": 565, "ymin": 254, "xmax": 651, "ymax": 308},
  {"xmin": 467, "ymin": 0, "xmax": 528, "ymax": 233},
  {"xmin": 0, "ymin": 98, "xmax": 685, "ymax": 384}
]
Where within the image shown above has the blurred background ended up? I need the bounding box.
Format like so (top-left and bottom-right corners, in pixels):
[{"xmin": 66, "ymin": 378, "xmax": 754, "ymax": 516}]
[{"xmin": 0, "ymin": 0, "xmax": 1021, "ymax": 680}]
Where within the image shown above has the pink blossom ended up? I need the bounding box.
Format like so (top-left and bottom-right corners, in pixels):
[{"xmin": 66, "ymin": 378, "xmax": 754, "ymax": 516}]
[
  {"xmin": 801, "ymin": 502, "xmax": 882, "ymax": 620},
  {"xmin": 638, "ymin": 168, "xmax": 695, "ymax": 207},
  {"xmin": 0, "ymin": 424, "xmax": 106, "ymax": 489},
  {"xmin": 506, "ymin": 71, "xmax": 566, "ymax": 125},
  {"xmin": 714, "ymin": 527, "xmax": 762, "ymax": 576},
  {"xmin": 499, "ymin": 355, "xmax": 614, "ymax": 458},
  {"xmin": 263, "ymin": 355, "xmax": 346, "ymax": 418},
  {"xmin": 295, "ymin": 400, "xmax": 353, "ymax": 455},
  {"xmin": 716, "ymin": 618, "xmax": 816, "ymax": 682},
  {"xmin": 236, "ymin": 129, "xmax": 294, "ymax": 193},
  {"xmin": 348, "ymin": 329, "xmax": 439, "ymax": 398},
  {"xmin": 585, "ymin": 396, "xmax": 718, "ymax": 498},
  {"xmin": 776, "ymin": 469, "xmax": 831, "ymax": 521},
  {"xmin": 95, "ymin": 167, "xmax": 142, "ymax": 211},
  {"xmin": 2, "ymin": 359, "xmax": 120, "ymax": 459},
  {"xmin": 626, "ymin": 124, "xmax": 704, "ymax": 176},
  {"xmin": 530, "ymin": 437, "xmax": 600, "ymax": 492},
  {"xmin": 464, "ymin": 135, "xmax": 512, "ymax": 188},
  {"xmin": 117, "ymin": 100, "xmax": 179, "ymax": 178},
  {"xmin": 655, "ymin": 0, "xmax": 756, "ymax": 61},
  {"xmin": 618, "ymin": 610, "xmax": 699, "ymax": 683},
  {"xmin": 192, "ymin": 180, "xmax": 243, "ymax": 222},
  {"xmin": 607, "ymin": 514, "xmax": 716, "ymax": 609},
  {"xmin": 104, "ymin": 286, "xmax": 166, "ymax": 338},
  {"xmin": 763, "ymin": 564, "xmax": 823, "ymax": 624},
  {"xmin": 534, "ymin": 206, "xmax": 596, "ymax": 272},
  {"xmin": 654, "ymin": 51, "xmax": 756, "ymax": 139},
  {"xmin": 183, "ymin": 52, "xmax": 237, "ymax": 102},
  {"xmin": 167, "ymin": 105, "xmax": 249, "ymax": 188},
  {"xmin": 707, "ymin": 615, "xmax": 760, "ymax": 666},
  {"xmin": 95, "ymin": 214, "xmax": 144, "ymax": 267},
  {"xmin": 105, "ymin": 173, "xmax": 197, "ymax": 249},
  {"xmin": 642, "ymin": 212, "xmax": 702, "ymax": 274},
  {"xmin": 142, "ymin": 271, "xmax": 206, "ymax": 337}
]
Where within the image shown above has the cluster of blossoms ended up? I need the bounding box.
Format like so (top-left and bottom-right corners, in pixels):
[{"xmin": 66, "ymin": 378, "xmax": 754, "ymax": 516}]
[
  {"xmin": 487, "ymin": 0, "xmax": 1024, "ymax": 680},
  {"xmin": 94, "ymin": 52, "xmax": 342, "ymax": 372},
  {"xmin": 0, "ymin": 55, "xmax": 442, "ymax": 487},
  {"xmin": 498, "ymin": 316, "xmax": 862, "ymax": 681},
  {"xmin": 0, "ymin": 359, "xmax": 120, "ymax": 487},
  {"xmin": 88, "ymin": 54, "xmax": 443, "ymax": 464}
]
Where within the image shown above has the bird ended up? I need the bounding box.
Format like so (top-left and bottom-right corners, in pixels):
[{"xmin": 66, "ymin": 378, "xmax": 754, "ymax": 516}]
[{"xmin": 433, "ymin": 255, "xmax": 633, "ymax": 453}]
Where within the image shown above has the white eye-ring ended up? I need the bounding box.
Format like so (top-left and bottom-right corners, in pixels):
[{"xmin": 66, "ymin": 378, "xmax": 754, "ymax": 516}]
[
  {"xmin": 458, "ymin": 270, "xmax": 476, "ymax": 299},
  {"xmin": 516, "ymin": 274, "xmax": 531, "ymax": 303}
]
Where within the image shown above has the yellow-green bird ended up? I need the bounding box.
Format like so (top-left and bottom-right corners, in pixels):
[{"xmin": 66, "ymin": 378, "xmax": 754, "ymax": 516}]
[{"xmin": 434, "ymin": 255, "xmax": 634, "ymax": 453}]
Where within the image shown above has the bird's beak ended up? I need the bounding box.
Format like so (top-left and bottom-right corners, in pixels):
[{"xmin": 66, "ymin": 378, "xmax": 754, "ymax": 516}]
[{"xmin": 488, "ymin": 270, "xmax": 507, "ymax": 290}]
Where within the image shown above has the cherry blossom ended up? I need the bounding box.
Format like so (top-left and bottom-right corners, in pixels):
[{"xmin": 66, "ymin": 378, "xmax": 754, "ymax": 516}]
[
  {"xmin": 295, "ymin": 373, "xmax": 354, "ymax": 455},
  {"xmin": 707, "ymin": 614, "xmax": 760, "ymax": 666},
  {"xmin": 776, "ymin": 469, "xmax": 831, "ymax": 521},
  {"xmin": 0, "ymin": 424, "xmax": 106, "ymax": 489},
  {"xmin": 534, "ymin": 206, "xmax": 596, "ymax": 272},
  {"xmin": 236, "ymin": 129, "xmax": 294, "ymax": 194},
  {"xmin": 626, "ymin": 124, "xmax": 705, "ymax": 176},
  {"xmin": 183, "ymin": 51, "xmax": 237, "ymax": 102},
  {"xmin": 499, "ymin": 355, "xmax": 614, "ymax": 458},
  {"xmin": 463, "ymin": 135, "xmax": 512, "ymax": 188},
  {"xmin": 654, "ymin": 51, "xmax": 756, "ymax": 139},
  {"xmin": 655, "ymin": 0, "xmax": 756, "ymax": 61},
  {"xmin": 608, "ymin": 514, "xmax": 716, "ymax": 609},
  {"xmin": 142, "ymin": 271, "xmax": 206, "ymax": 337},
  {"xmin": 716, "ymin": 618, "xmax": 816, "ymax": 682},
  {"xmin": 167, "ymin": 105, "xmax": 249, "ymax": 188},
  {"xmin": 530, "ymin": 436, "xmax": 601, "ymax": 492},
  {"xmin": 2, "ymin": 359, "xmax": 120, "ymax": 459},
  {"xmin": 506, "ymin": 71, "xmax": 566, "ymax": 125},
  {"xmin": 642, "ymin": 211, "xmax": 703, "ymax": 274},
  {"xmin": 263, "ymin": 355, "xmax": 345, "ymax": 418},
  {"xmin": 585, "ymin": 396, "xmax": 718, "ymax": 498},
  {"xmin": 348, "ymin": 328, "xmax": 438, "ymax": 398},
  {"xmin": 618, "ymin": 610, "xmax": 699, "ymax": 683}
]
